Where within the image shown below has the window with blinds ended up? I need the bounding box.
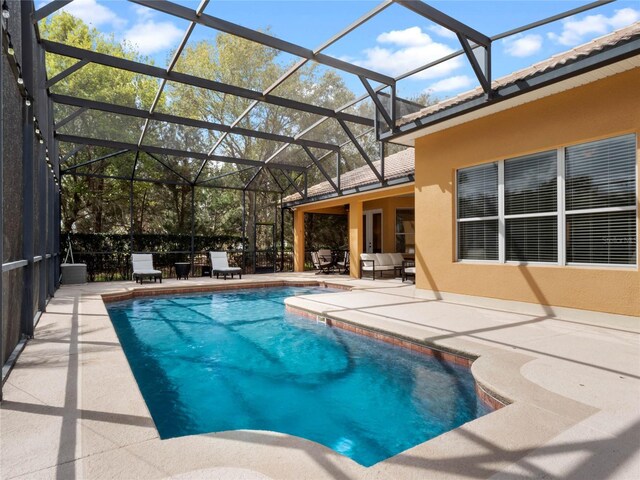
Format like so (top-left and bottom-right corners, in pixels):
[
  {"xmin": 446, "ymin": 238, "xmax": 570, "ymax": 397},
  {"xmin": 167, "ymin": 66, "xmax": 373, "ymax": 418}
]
[
  {"xmin": 505, "ymin": 151, "xmax": 558, "ymax": 262},
  {"xmin": 456, "ymin": 163, "xmax": 498, "ymax": 260},
  {"xmin": 455, "ymin": 133, "xmax": 637, "ymax": 267},
  {"xmin": 565, "ymin": 135, "xmax": 636, "ymax": 265}
]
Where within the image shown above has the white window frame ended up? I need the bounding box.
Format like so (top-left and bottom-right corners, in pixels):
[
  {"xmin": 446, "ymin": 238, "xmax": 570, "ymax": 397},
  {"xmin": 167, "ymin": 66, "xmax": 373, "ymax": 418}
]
[
  {"xmin": 564, "ymin": 134, "xmax": 638, "ymax": 268},
  {"xmin": 455, "ymin": 134, "xmax": 638, "ymax": 268},
  {"xmin": 455, "ymin": 163, "xmax": 500, "ymax": 263},
  {"xmin": 503, "ymin": 150, "xmax": 559, "ymax": 266}
]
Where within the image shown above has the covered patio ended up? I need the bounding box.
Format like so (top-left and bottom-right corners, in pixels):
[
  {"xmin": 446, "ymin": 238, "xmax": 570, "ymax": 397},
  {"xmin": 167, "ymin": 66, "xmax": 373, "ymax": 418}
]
[{"xmin": 288, "ymin": 148, "xmax": 415, "ymax": 279}]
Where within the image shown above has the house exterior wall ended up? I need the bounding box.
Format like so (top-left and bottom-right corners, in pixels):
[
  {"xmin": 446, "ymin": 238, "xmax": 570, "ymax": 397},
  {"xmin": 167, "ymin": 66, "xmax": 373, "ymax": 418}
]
[{"xmin": 413, "ymin": 68, "xmax": 640, "ymax": 316}]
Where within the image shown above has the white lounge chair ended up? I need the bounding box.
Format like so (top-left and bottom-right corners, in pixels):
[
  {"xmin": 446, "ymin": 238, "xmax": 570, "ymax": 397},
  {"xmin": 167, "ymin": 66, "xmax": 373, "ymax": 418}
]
[
  {"xmin": 209, "ymin": 251, "xmax": 242, "ymax": 280},
  {"xmin": 132, "ymin": 253, "xmax": 162, "ymax": 284}
]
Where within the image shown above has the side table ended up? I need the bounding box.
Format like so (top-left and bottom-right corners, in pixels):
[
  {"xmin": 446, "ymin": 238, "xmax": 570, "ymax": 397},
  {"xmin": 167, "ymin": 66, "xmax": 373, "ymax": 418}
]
[{"xmin": 175, "ymin": 262, "xmax": 191, "ymax": 280}]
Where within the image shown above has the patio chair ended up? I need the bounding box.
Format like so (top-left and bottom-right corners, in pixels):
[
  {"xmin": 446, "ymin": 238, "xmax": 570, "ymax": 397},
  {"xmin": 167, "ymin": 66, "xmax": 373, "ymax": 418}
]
[
  {"xmin": 335, "ymin": 251, "xmax": 349, "ymax": 274},
  {"xmin": 131, "ymin": 253, "xmax": 162, "ymax": 284},
  {"xmin": 209, "ymin": 251, "xmax": 242, "ymax": 280},
  {"xmin": 311, "ymin": 249, "xmax": 334, "ymax": 274},
  {"xmin": 402, "ymin": 259, "xmax": 416, "ymax": 283}
]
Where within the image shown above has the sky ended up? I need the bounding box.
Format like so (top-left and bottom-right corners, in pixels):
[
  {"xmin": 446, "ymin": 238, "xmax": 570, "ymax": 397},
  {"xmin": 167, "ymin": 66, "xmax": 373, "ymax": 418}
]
[{"xmin": 38, "ymin": 0, "xmax": 640, "ymax": 101}]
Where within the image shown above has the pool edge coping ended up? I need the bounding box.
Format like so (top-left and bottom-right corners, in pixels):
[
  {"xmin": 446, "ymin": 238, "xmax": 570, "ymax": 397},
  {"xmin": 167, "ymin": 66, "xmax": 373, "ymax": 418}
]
[
  {"xmin": 284, "ymin": 303, "xmax": 508, "ymax": 412},
  {"xmin": 100, "ymin": 279, "xmax": 352, "ymax": 304}
]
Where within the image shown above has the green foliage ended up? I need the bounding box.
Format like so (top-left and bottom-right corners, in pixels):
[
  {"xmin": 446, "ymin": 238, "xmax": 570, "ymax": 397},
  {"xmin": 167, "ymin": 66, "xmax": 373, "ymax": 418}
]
[
  {"xmin": 304, "ymin": 214, "xmax": 348, "ymax": 251},
  {"xmin": 66, "ymin": 232, "xmax": 242, "ymax": 254},
  {"xmin": 65, "ymin": 232, "xmax": 243, "ymax": 281}
]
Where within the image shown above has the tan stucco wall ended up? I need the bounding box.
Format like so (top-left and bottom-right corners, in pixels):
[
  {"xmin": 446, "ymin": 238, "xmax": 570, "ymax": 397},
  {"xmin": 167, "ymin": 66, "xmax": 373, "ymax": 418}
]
[
  {"xmin": 293, "ymin": 209, "xmax": 305, "ymax": 272},
  {"xmin": 414, "ymin": 68, "xmax": 640, "ymax": 316}
]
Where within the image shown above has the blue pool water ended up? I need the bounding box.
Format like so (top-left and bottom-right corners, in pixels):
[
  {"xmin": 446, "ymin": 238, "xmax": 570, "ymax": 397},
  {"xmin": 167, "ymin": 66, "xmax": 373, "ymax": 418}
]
[{"xmin": 107, "ymin": 286, "xmax": 489, "ymax": 466}]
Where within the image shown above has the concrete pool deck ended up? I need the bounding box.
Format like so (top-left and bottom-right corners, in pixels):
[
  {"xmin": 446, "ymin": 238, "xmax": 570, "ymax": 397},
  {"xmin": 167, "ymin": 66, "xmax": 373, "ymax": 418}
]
[{"xmin": 1, "ymin": 273, "xmax": 639, "ymax": 479}]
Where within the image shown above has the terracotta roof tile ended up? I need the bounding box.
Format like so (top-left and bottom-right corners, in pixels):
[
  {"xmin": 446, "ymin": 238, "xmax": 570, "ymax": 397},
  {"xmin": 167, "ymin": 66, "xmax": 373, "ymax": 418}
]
[
  {"xmin": 398, "ymin": 22, "xmax": 640, "ymax": 126},
  {"xmin": 283, "ymin": 148, "xmax": 414, "ymax": 202}
]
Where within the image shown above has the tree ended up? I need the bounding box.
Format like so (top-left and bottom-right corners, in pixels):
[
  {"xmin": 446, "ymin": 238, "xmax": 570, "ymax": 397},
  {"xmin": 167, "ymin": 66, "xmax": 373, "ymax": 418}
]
[
  {"xmin": 42, "ymin": 13, "xmax": 158, "ymax": 233},
  {"xmin": 167, "ymin": 33, "xmax": 361, "ymax": 267},
  {"xmin": 45, "ymin": 11, "xmax": 422, "ymax": 271}
]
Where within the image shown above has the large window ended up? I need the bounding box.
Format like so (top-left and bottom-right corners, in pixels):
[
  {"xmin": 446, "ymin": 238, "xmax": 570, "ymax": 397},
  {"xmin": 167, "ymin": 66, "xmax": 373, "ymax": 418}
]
[
  {"xmin": 505, "ymin": 151, "xmax": 558, "ymax": 262},
  {"xmin": 565, "ymin": 135, "xmax": 637, "ymax": 265},
  {"xmin": 456, "ymin": 163, "xmax": 499, "ymax": 260},
  {"xmin": 456, "ymin": 134, "xmax": 637, "ymax": 266},
  {"xmin": 395, "ymin": 208, "xmax": 415, "ymax": 253}
]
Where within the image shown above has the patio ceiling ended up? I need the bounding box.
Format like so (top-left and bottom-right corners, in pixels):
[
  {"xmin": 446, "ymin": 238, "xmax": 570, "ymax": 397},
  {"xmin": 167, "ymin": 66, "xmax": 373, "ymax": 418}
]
[{"xmin": 10, "ymin": 0, "xmax": 629, "ymax": 197}]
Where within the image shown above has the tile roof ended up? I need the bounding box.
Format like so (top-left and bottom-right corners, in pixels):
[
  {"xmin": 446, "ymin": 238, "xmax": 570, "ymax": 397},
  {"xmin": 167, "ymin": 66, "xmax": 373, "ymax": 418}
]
[
  {"xmin": 398, "ymin": 22, "xmax": 640, "ymax": 126},
  {"xmin": 283, "ymin": 148, "xmax": 414, "ymax": 203}
]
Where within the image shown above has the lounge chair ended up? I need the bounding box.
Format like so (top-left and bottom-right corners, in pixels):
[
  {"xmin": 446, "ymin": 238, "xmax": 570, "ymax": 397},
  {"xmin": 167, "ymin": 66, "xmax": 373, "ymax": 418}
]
[
  {"xmin": 402, "ymin": 259, "xmax": 416, "ymax": 283},
  {"xmin": 209, "ymin": 251, "xmax": 242, "ymax": 279},
  {"xmin": 311, "ymin": 249, "xmax": 334, "ymax": 274},
  {"xmin": 132, "ymin": 253, "xmax": 162, "ymax": 284},
  {"xmin": 360, "ymin": 253, "xmax": 405, "ymax": 280}
]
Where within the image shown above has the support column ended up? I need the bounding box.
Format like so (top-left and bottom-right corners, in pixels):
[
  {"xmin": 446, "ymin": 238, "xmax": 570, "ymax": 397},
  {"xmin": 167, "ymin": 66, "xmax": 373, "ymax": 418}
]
[
  {"xmin": 279, "ymin": 195, "xmax": 285, "ymax": 272},
  {"xmin": 348, "ymin": 200, "xmax": 363, "ymax": 279},
  {"xmin": 241, "ymin": 190, "xmax": 246, "ymax": 272},
  {"xmin": 0, "ymin": 9, "xmax": 5, "ymax": 399},
  {"xmin": 21, "ymin": 0, "xmax": 35, "ymax": 338},
  {"xmin": 190, "ymin": 185, "xmax": 195, "ymax": 267},
  {"xmin": 293, "ymin": 209, "xmax": 305, "ymax": 272},
  {"xmin": 129, "ymin": 180, "xmax": 134, "ymax": 254}
]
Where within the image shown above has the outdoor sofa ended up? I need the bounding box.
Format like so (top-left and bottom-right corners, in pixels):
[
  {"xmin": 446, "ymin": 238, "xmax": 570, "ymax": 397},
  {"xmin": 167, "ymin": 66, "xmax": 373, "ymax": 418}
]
[{"xmin": 360, "ymin": 253, "xmax": 405, "ymax": 279}]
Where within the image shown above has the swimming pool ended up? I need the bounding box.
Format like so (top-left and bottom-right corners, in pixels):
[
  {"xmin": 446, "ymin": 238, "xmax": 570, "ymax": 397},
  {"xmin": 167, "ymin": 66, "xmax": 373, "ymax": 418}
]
[{"xmin": 107, "ymin": 286, "xmax": 489, "ymax": 466}]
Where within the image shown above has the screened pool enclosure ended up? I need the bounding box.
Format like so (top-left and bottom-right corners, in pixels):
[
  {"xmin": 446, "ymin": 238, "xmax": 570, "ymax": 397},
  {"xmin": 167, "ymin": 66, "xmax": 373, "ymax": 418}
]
[{"xmin": 1, "ymin": 0, "xmax": 630, "ymax": 399}]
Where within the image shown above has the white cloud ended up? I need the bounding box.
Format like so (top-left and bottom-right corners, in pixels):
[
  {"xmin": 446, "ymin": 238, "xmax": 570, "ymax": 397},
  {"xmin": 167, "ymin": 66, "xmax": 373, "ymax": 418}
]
[
  {"xmin": 133, "ymin": 5, "xmax": 155, "ymax": 22},
  {"xmin": 377, "ymin": 26, "xmax": 431, "ymax": 46},
  {"xmin": 353, "ymin": 26, "xmax": 462, "ymax": 79},
  {"xmin": 548, "ymin": 8, "xmax": 640, "ymax": 46},
  {"xmin": 59, "ymin": 0, "xmax": 126, "ymax": 29},
  {"xmin": 503, "ymin": 33, "xmax": 543, "ymax": 57},
  {"xmin": 609, "ymin": 7, "xmax": 640, "ymax": 28},
  {"xmin": 425, "ymin": 75, "xmax": 474, "ymax": 93},
  {"xmin": 123, "ymin": 21, "xmax": 183, "ymax": 55},
  {"xmin": 428, "ymin": 25, "xmax": 457, "ymax": 40}
]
